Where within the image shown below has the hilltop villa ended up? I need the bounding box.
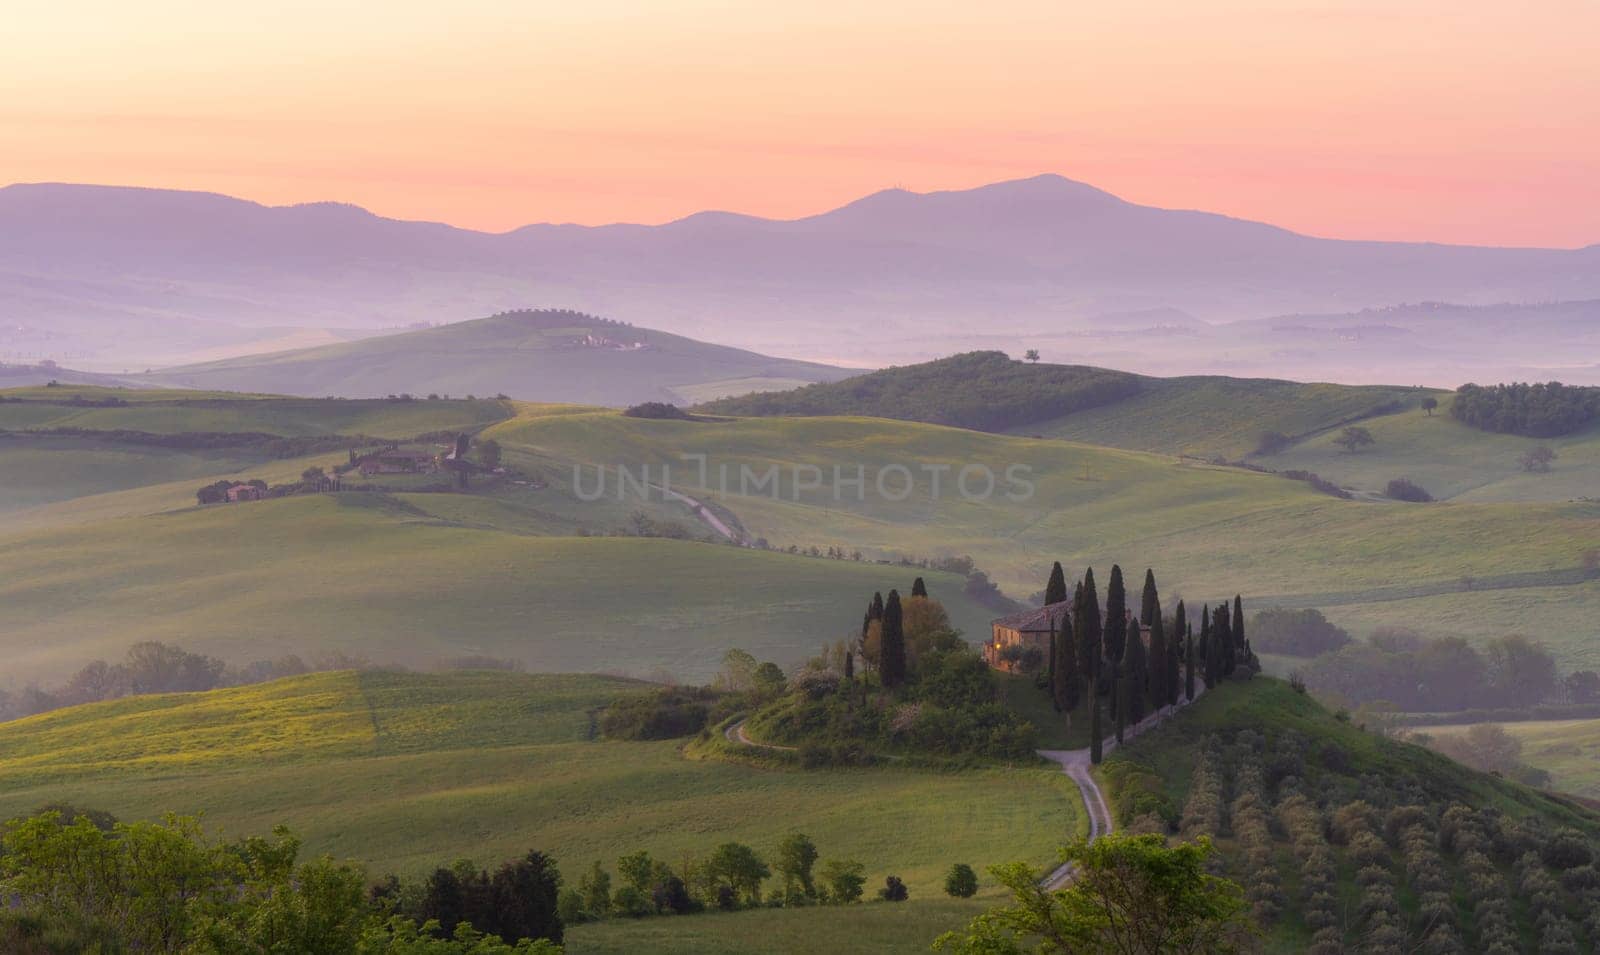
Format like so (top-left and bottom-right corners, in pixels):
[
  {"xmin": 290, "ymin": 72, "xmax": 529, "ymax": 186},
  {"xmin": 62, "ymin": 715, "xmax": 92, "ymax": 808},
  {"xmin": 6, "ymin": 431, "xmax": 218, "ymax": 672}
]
[
  {"xmin": 985, "ymin": 600, "xmax": 1151, "ymax": 672},
  {"xmin": 984, "ymin": 601, "xmax": 1072, "ymax": 670}
]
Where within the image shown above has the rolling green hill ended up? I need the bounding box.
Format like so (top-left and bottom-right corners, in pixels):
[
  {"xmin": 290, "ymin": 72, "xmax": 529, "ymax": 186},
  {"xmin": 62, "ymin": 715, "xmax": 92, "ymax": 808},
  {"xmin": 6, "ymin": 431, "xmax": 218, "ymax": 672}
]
[
  {"xmin": 698, "ymin": 352, "xmax": 1430, "ymax": 458},
  {"xmin": 1022, "ymin": 375, "xmax": 1430, "ymax": 459},
  {"xmin": 1103, "ymin": 679, "xmax": 1600, "ymax": 953},
  {"xmin": 1264, "ymin": 393, "xmax": 1600, "ymax": 503},
  {"xmin": 0, "ymin": 492, "xmax": 997, "ymax": 684},
  {"xmin": 0, "ymin": 670, "xmax": 1082, "ymax": 900},
  {"xmin": 145, "ymin": 309, "xmax": 849, "ymax": 405},
  {"xmin": 487, "ymin": 407, "xmax": 1600, "ymax": 665},
  {"xmin": 0, "ymin": 386, "xmax": 516, "ymax": 523}
]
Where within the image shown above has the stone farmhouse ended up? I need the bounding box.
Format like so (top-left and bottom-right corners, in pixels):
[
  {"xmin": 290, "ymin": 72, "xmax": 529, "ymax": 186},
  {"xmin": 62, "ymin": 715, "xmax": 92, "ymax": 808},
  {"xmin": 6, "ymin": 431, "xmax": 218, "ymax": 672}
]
[{"xmin": 985, "ymin": 600, "xmax": 1151, "ymax": 672}]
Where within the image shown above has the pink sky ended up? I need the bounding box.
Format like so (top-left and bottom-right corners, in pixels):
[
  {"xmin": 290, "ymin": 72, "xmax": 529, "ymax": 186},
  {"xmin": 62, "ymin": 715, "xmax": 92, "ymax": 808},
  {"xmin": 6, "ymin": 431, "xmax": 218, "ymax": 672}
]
[{"xmin": 3, "ymin": 0, "xmax": 1597, "ymax": 247}]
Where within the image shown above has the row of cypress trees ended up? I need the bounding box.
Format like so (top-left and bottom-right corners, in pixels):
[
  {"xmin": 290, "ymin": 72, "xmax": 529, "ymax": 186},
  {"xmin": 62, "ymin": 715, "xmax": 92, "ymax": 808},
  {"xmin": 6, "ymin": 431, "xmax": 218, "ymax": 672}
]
[{"xmin": 1039, "ymin": 561, "xmax": 1253, "ymax": 763}]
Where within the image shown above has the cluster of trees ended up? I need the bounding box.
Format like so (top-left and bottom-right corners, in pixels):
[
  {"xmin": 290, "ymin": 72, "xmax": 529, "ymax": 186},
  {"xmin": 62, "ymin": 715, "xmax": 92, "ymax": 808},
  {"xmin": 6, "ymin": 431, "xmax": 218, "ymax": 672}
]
[
  {"xmin": 621, "ymin": 402, "xmax": 694, "ymax": 420},
  {"xmin": 0, "ymin": 641, "xmax": 370, "ymax": 722},
  {"xmin": 700, "ymin": 351, "xmax": 1144, "ymax": 432},
  {"xmin": 1299, "ymin": 629, "xmax": 1570, "ymax": 712},
  {"xmin": 932, "ymin": 834, "xmax": 1254, "ymax": 955},
  {"xmin": 1249, "ymin": 608, "xmax": 1353, "ymax": 657},
  {"xmin": 1030, "ymin": 562, "xmax": 1255, "ymax": 764},
  {"xmin": 1452, "ymin": 381, "xmax": 1600, "ymax": 437},
  {"xmin": 0, "ymin": 810, "xmax": 562, "ymax": 953},
  {"xmin": 554, "ymin": 835, "xmax": 911, "ymax": 925},
  {"xmin": 730, "ymin": 580, "xmax": 1036, "ymax": 760}
]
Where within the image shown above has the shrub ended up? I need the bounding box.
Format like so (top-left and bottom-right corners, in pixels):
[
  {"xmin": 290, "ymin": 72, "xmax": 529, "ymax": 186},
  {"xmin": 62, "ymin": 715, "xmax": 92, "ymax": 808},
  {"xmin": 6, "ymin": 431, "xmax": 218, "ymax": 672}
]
[
  {"xmin": 943, "ymin": 864, "xmax": 978, "ymax": 899},
  {"xmin": 879, "ymin": 875, "xmax": 909, "ymax": 902},
  {"xmin": 1385, "ymin": 478, "xmax": 1433, "ymax": 503}
]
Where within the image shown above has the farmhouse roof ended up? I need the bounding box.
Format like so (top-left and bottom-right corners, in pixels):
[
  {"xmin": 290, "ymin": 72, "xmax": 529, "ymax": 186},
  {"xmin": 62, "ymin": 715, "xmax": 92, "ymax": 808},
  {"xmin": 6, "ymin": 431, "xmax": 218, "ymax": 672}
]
[{"xmin": 991, "ymin": 600, "xmax": 1073, "ymax": 633}]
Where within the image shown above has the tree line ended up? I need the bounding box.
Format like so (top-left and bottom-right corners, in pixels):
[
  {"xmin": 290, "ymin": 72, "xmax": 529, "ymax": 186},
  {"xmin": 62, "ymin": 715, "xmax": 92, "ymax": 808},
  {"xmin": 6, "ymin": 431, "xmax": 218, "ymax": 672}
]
[
  {"xmin": 1252, "ymin": 608, "xmax": 1592, "ymax": 712},
  {"xmin": 0, "ymin": 809, "xmax": 561, "ymax": 953},
  {"xmin": 1451, "ymin": 381, "xmax": 1600, "ymax": 437}
]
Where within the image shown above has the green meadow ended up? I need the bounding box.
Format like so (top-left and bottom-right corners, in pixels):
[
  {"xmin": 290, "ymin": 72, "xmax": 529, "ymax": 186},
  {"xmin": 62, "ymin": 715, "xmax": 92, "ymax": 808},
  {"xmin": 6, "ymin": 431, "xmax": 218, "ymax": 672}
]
[
  {"xmin": 0, "ymin": 493, "xmax": 995, "ymax": 683},
  {"xmin": 489, "ymin": 408, "xmax": 1600, "ymax": 655},
  {"xmin": 0, "ymin": 671, "xmax": 1081, "ymax": 895},
  {"xmin": 1018, "ymin": 376, "xmax": 1429, "ymax": 459},
  {"xmin": 1268, "ymin": 394, "xmax": 1600, "ymax": 503}
]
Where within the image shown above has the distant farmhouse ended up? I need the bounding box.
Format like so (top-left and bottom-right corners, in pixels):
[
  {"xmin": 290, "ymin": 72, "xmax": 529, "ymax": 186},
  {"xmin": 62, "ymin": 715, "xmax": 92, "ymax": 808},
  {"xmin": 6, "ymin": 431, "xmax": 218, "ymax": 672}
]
[
  {"xmin": 984, "ymin": 599, "xmax": 1150, "ymax": 673},
  {"xmin": 225, "ymin": 483, "xmax": 265, "ymax": 503}
]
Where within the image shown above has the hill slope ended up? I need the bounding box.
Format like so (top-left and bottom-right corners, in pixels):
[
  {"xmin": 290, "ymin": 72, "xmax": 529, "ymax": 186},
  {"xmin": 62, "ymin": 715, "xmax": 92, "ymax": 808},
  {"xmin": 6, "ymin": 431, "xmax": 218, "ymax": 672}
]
[
  {"xmin": 700, "ymin": 351, "xmax": 1429, "ymax": 457},
  {"xmin": 1103, "ymin": 680, "xmax": 1600, "ymax": 953},
  {"xmin": 6, "ymin": 178, "xmax": 1599, "ymax": 381},
  {"xmin": 145, "ymin": 309, "xmax": 849, "ymax": 404},
  {"xmin": 0, "ymin": 669, "xmax": 1082, "ymax": 896},
  {"xmin": 0, "ymin": 492, "xmax": 997, "ymax": 684},
  {"xmin": 487, "ymin": 407, "xmax": 1600, "ymax": 664}
]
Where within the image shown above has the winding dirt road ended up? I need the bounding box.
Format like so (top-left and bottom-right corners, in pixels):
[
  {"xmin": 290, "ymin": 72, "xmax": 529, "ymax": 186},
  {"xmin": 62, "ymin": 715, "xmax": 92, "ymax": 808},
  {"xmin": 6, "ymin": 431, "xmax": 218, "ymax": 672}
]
[{"xmin": 1034, "ymin": 689, "xmax": 1205, "ymax": 890}]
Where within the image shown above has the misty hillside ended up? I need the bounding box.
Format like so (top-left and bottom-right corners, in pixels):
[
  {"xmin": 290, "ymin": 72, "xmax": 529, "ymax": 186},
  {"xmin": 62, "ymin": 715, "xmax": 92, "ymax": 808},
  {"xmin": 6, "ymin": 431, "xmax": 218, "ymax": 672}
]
[
  {"xmin": 700, "ymin": 351, "xmax": 1429, "ymax": 454},
  {"xmin": 4, "ymin": 177, "xmax": 1599, "ymax": 382},
  {"xmin": 144, "ymin": 308, "xmax": 849, "ymax": 404}
]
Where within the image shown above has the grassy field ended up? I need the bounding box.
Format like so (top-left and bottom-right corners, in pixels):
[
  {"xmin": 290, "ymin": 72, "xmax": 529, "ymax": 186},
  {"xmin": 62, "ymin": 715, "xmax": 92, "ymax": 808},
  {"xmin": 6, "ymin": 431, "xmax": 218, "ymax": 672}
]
[
  {"xmin": 0, "ymin": 671, "xmax": 1081, "ymax": 897},
  {"xmin": 0, "ymin": 436, "xmax": 275, "ymax": 514},
  {"xmin": 1266, "ymin": 394, "xmax": 1600, "ymax": 503},
  {"xmin": 0, "ymin": 493, "xmax": 996, "ymax": 684},
  {"xmin": 1417, "ymin": 719, "xmax": 1600, "ymax": 799},
  {"xmin": 1020, "ymin": 376, "xmax": 1429, "ymax": 459},
  {"xmin": 488, "ymin": 408, "xmax": 1600, "ymax": 655},
  {"xmin": 5, "ymin": 392, "xmax": 1597, "ymax": 677}
]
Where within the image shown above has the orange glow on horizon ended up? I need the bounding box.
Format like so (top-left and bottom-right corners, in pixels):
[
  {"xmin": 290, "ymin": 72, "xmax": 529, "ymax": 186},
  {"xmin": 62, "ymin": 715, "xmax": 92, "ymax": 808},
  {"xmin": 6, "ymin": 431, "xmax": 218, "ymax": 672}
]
[{"xmin": 2, "ymin": 1, "xmax": 1597, "ymax": 247}]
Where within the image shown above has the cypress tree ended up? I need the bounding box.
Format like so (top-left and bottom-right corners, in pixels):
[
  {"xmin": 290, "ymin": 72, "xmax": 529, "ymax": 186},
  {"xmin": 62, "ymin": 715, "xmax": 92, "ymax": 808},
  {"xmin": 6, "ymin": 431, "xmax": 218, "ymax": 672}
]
[
  {"xmin": 844, "ymin": 648, "xmax": 854, "ymax": 682},
  {"xmin": 1140, "ymin": 569, "xmax": 1160, "ymax": 625},
  {"xmin": 861, "ymin": 602, "xmax": 876, "ymax": 641},
  {"xmin": 1043, "ymin": 562, "xmax": 1068, "ymax": 606},
  {"xmin": 1046, "ymin": 620, "xmax": 1057, "ymax": 704},
  {"xmin": 911, "ymin": 577, "xmax": 928, "ymax": 598},
  {"xmin": 1148, "ymin": 612, "xmax": 1167, "ymax": 711},
  {"xmin": 1055, "ymin": 612, "xmax": 1079, "ymax": 715},
  {"xmin": 1076, "ymin": 572, "xmax": 1103, "ymax": 691},
  {"xmin": 1184, "ymin": 626, "xmax": 1195, "ymax": 700},
  {"xmin": 1217, "ymin": 603, "xmax": 1234, "ymax": 676},
  {"xmin": 1089, "ymin": 652, "xmax": 1103, "ymax": 764},
  {"xmin": 1172, "ymin": 601, "xmax": 1188, "ymax": 705},
  {"xmin": 1105, "ymin": 565, "xmax": 1128, "ymax": 665},
  {"xmin": 1124, "ymin": 617, "xmax": 1147, "ymax": 724},
  {"xmin": 1199, "ymin": 605, "xmax": 1214, "ymax": 688},
  {"xmin": 1232, "ymin": 595, "xmax": 1246, "ymax": 668},
  {"xmin": 1113, "ymin": 659, "xmax": 1127, "ymax": 743},
  {"xmin": 880, "ymin": 590, "xmax": 906, "ymax": 689}
]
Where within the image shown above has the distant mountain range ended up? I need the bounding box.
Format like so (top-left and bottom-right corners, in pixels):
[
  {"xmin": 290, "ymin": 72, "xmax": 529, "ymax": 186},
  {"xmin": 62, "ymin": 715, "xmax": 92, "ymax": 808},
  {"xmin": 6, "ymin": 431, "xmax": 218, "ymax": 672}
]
[
  {"xmin": 3, "ymin": 175, "xmax": 1598, "ymax": 383},
  {"xmin": 140, "ymin": 309, "xmax": 848, "ymax": 405}
]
